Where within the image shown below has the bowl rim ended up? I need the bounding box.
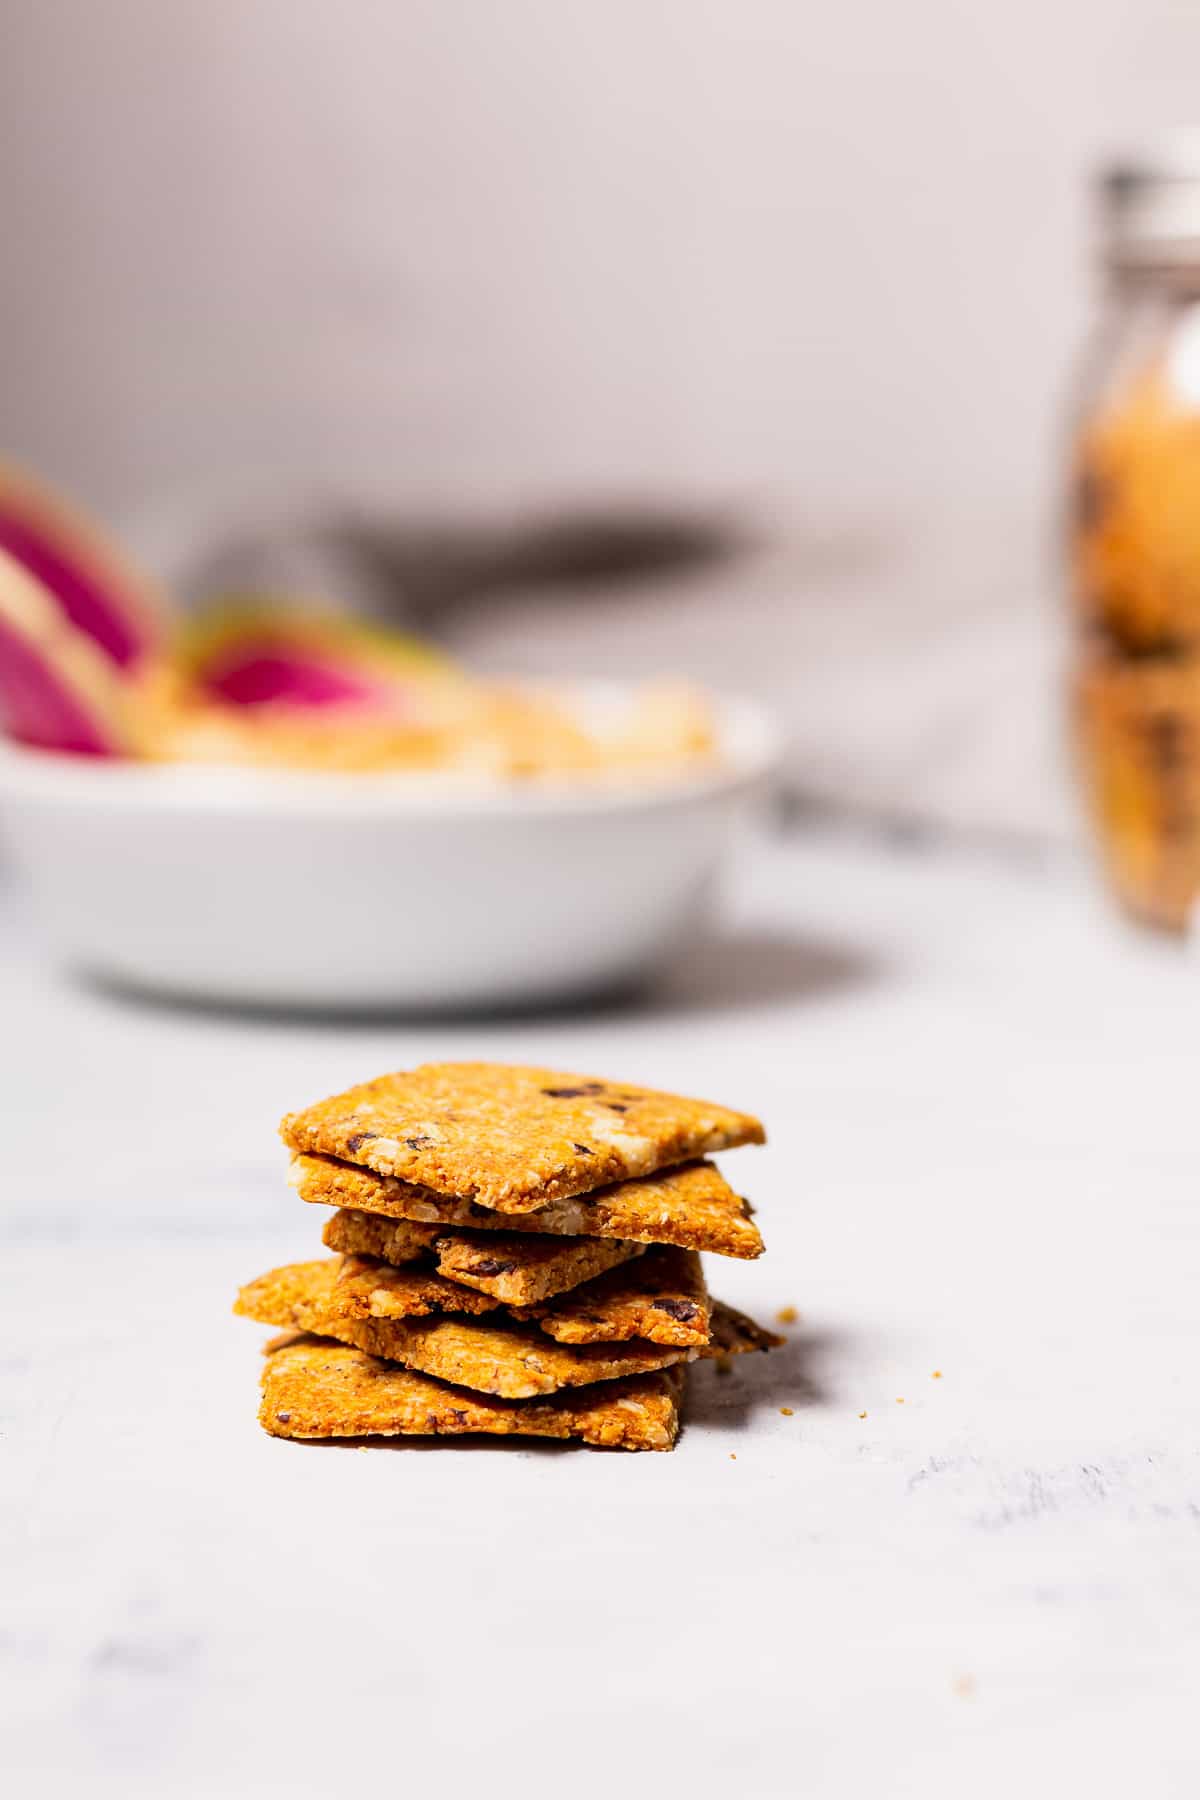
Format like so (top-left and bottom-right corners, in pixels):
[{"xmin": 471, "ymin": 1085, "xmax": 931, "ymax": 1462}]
[{"xmin": 0, "ymin": 690, "xmax": 781, "ymax": 819}]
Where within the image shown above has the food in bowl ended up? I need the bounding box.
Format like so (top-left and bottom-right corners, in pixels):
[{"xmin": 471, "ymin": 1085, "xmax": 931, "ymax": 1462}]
[
  {"xmin": 0, "ymin": 462, "xmax": 717, "ymax": 784},
  {"xmin": 0, "ymin": 464, "xmax": 773, "ymax": 1007},
  {"xmin": 130, "ymin": 617, "xmax": 716, "ymax": 779}
]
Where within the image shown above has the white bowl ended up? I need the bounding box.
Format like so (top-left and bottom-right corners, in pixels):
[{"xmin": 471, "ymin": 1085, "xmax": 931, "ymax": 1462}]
[{"xmin": 0, "ymin": 694, "xmax": 778, "ymax": 1010}]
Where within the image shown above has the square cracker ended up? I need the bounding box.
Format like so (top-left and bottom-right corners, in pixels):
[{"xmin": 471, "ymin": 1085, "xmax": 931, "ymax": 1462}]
[
  {"xmin": 331, "ymin": 1253, "xmax": 503, "ymax": 1320},
  {"xmin": 320, "ymin": 1210, "xmax": 440, "ymax": 1267},
  {"xmin": 343, "ymin": 1313, "xmax": 692, "ymax": 1399},
  {"xmin": 322, "ymin": 1209, "xmax": 644, "ymax": 1305},
  {"xmin": 242, "ymin": 1247, "xmax": 680, "ymax": 1346},
  {"xmin": 334, "ymin": 1245, "xmax": 703, "ymax": 1347},
  {"xmin": 295, "ymin": 1154, "xmax": 765, "ymax": 1260},
  {"xmin": 318, "ymin": 1214, "xmax": 437, "ymax": 1266},
  {"xmin": 280, "ymin": 1061, "xmax": 763, "ymax": 1212},
  {"xmin": 259, "ymin": 1338, "xmax": 684, "ymax": 1451},
  {"xmin": 235, "ymin": 1258, "xmax": 778, "ymax": 1397},
  {"xmin": 236, "ymin": 1259, "xmax": 690, "ymax": 1397},
  {"xmin": 514, "ymin": 1246, "xmax": 711, "ymax": 1347},
  {"xmin": 236, "ymin": 1256, "xmax": 501, "ymax": 1328}
]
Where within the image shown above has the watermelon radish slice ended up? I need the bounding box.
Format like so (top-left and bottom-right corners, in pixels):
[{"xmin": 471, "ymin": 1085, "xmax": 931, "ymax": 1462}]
[
  {"xmin": 0, "ymin": 462, "xmax": 166, "ymax": 669},
  {"xmin": 175, "ymin": 606, "xmax": 460, "ymax": 714},
  {"xmin": 0, "ymin": 550, "xmax": 128, "ymax": 755}
]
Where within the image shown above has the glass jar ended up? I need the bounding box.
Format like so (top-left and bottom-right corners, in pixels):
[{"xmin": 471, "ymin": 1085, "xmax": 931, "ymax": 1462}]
[{"xmin": 1070, "ymin": 141, "xmax": 1200, "ymax": 930}]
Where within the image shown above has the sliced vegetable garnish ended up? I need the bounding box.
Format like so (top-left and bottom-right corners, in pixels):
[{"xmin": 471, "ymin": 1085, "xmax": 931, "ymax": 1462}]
[
  {"xmin": 174, "ymin": 605, "xmax": 461, "ymax": 713},
  {"xmin": 0, "ymin": 461, "xmax": 166, "ymax": 668},
  {"xmin": 0, "ymin": 550, "xmax": 128, "ymax": 755}
]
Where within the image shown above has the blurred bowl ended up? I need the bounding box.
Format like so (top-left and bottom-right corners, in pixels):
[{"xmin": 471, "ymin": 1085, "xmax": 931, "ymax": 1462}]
[{"xmin": 0, "ymin": 691, "xmax": 778, "ymax": 1011}]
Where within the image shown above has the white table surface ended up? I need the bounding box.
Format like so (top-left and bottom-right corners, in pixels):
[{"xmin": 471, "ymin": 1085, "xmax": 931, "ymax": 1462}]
[{"xmin": 3, "ymin": 828, "xmax": 1198, "ymax": 1799}]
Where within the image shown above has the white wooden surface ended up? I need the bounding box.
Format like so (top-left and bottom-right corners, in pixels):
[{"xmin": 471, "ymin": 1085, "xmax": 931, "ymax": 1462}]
[{"xmin": 3, "ymin": 830, "xmax": 1198, "ymax": 1798}]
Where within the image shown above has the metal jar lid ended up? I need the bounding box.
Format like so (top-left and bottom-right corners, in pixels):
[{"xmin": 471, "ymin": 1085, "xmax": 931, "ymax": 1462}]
[{"xmin": 1104, "ymin": 134, "xmax": 1200, "ymax": 270}]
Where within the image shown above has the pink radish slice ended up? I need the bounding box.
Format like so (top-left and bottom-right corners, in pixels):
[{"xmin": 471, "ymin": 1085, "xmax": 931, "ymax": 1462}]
[
  {"xmin": 0, "ymin": 512, "xmax": 145, "ymax": 668},
  {"xmin": 179, "ymin": 609, "xmax": 458, "ymax": 712},
  {"xmin": 0, "ymin": 464, "xmax": 166, "ymax": 669},
  {"xmin": 0, "ymin": 551, "xmax": 125, "ymax": 755},
  {"xmin": 201, "ymin": 647, "xmax": 393, "ymax": 709}
]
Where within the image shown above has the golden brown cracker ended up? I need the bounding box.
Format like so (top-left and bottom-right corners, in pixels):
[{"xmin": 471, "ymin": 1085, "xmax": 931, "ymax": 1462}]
[
  {"xmin": 331, "ymin": 1254, "xmax": 502, "ymax": 1320},
  {"xmin": 237, "ymin": 1259, "xmax": 777, "ymax": 1398},
  {"xmin": 236, "ymin": 1256, "xmax": 500, "ymax": 1330},
  {"xmin": 708, "ymin": 1301, "xmax": 785, "ymax": 1357},
  {"xmin": 259, "ymin": 1336, "xmax": 683, "ymax": 1451},
  {"xmin": 516, "ymin": 1246, "xmax": 710, "ymax": 1347},
  {"xmin": 295, "ymin": 1155, "xmax": 764, "ymax": 1260},
  {"xmin": 236, "ymin": 1257, "xmax": 688, "ymax": 1395},
  {"xmin": 338, "ymin": 1244, "xmax": 703, "ymax": 1344},
  {"xmin": 234, "ymin": 1259, "xmax": 342, "ymax": 1335},
  {"xmin": 344, "ymin": 1312, "xmax": 693, "ymax": 1398},
  {"xmin": 430, "ymin": 1230, "xmax": 642, "ymax": 1304},
  {"xmin": 322, "ymin": 1207, "xmax": 643, "ymax": 1304},
  {"xmin": 280, "ymin": 1061, "xmax": 763, "ymax": 1211},
  {"xmin": 329, "ymin": 1242, "xmax": 706, "ymax": 1346},
  {"xmin": 319, "ymin": 1212, "xmax": 437, "ymax": 1266}
]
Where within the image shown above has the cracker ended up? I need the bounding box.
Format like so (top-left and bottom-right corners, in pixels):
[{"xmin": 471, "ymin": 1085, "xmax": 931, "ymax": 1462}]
[
  {"xmin": 515, "ymin": 1246, "xmax": 711, "ymax": 1347},
  {"xmin": 235, "ymin": 1256, "xmax": 502, "ymax": 1332},
  {"xmin": 280, "ymin": 1061, "xmax": 763, "ymax": 1212},
  {"xmin": 332, "ymin": 1255, "xmax": 504, "ymax": 1320},
  {"xmin": 319, "ymin": 1213, "xmax": 437, "ymax": 1266},
  {"xmin": 295, "ymin": 1155, "xmax": 765, "ymax": 1260},
  {"xmin": 236, "ymin": 1260, "xmax": 690, "ymax": 1397},
  {"xmin": 322, "ymin": 1208, "xmax": 644, "ymax": 1304},
  {"xmin": 239, "ymin": 1247, "xmax": 665, "ymax": 1351},
  {"xmin": 344, "ymin": 1313, "xmax": 693, "ymax": 1398},
  {"xmin": 336, "ymin": 1244, "xmax": 703, "ymax": 1345},
  {"xmin": 429, "ymin": 1230, "xmax": 642, "ymax": 1304},
  {"xmin": 707, "ymin": 1301, "xmax": 785, "ymax": 1357},
  {"xmin": 236, "ymin": 1259, "xmax": 778, "ymax": 1397},
  {"xmin": 259, "ymin": 1337, "xmax": 684, "ymax": 1451},
  {"xmin": 235, "ymin": 1258, "xmax": 345, "ymax": 1336}
]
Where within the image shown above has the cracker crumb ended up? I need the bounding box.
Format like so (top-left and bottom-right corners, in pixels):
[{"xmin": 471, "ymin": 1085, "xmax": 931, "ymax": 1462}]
[
  {"xmin": 858, "ymin": 1410, "xmax": 868, "ymax": 1419},
  {"xmin": 779, "ymin": 1406, "xmax": 794, "ymax": 1417},
  {"xmin": 895, "ymin": 1397, "xmax": 905, "ymax": 1404},
  {"xmin": 932, "ymin": 1369, "xmax": 943, "ymax": 1379},
  {"xmin": 729, "ymin": 1452, "xmax": 737, "ymax": 1460},
  {"xmin": 775, "ymin": 1305, "xmax": 798, "ymax": 1325}
]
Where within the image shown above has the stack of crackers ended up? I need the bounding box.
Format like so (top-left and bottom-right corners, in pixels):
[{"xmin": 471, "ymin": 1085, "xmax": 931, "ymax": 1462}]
[{"xmin": 236, "ymin": 1062, "xmax": 779, "ymax": 1452}]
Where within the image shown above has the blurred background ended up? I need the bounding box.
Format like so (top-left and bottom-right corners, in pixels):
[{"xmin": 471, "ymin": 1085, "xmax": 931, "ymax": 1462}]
[{"xmin": 4, "ymin": 1, "xmax": 1200, "ymax": 844}]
